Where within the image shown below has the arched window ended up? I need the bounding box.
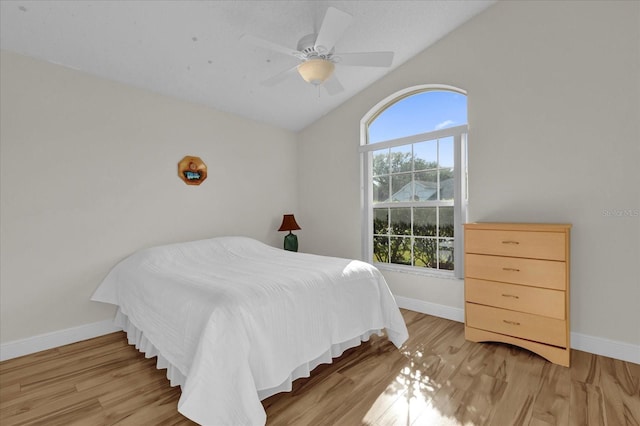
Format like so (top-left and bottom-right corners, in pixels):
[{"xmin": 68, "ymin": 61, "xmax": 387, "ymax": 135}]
[{"xmin": 360, "ymin": 85, "xmax": 468, "ymax": 277}]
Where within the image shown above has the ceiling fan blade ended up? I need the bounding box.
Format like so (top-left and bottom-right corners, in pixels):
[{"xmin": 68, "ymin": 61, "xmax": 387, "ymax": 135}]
[
  {"xmin": 314, "ymin": 7, "xmax": 353, "ymax": 53},
  {"xmin": 260, "ymin": 65, "xmax": 299, "ymax": 87},
  {"xmin": 323, "ymin": 75, "xmax": 344, "ymax": 96},
  {"xmin": 240, "ymin": 34, "xmax": 301, "ymax": 58},
  {"xmin": 334, "ymin": 52, "xmax": 394, "ymax": 67}
]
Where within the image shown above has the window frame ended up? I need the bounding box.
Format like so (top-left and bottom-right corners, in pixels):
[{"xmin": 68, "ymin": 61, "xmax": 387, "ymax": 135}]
[{"xmin": 359, "ymin": 85, "xmax": 468, "ymax": 278}]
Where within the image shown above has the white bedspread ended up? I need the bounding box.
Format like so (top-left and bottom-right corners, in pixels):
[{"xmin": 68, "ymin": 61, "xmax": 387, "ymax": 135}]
[{"xmin": 91, "ymin": 236, "xmax": 408, "ymax": 425}]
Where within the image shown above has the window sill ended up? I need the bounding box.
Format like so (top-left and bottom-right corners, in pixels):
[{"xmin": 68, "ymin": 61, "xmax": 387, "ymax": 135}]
[{"xmin": 373, "ymin": 263, "xmax": 463, "ymax": 280}]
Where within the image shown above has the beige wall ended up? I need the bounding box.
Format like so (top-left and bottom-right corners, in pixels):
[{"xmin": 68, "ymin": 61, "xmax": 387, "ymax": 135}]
[
  {"xmin": 1, "ymin": 1, "xmax": 638, "ymax": 350},
  {"xmin": 0, "ymin": 51, "xmax": 298, "ymax": 342},
  {"xmin": 298, "ymin": 1, "xmax": 640, "ymax": 345}
]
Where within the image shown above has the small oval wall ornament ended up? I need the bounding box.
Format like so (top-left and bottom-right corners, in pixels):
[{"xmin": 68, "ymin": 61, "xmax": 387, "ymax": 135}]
[{"xmin": 178, "ymin": 156, "xmax": 207, "ymax": 185}]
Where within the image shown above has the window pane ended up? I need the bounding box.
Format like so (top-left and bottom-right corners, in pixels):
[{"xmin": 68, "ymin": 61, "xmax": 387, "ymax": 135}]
[
  {"xmin": 390, "ymin": 208, "xmax": 411, "ymax": 235},
  {"xmin": 413, "ymin": 237, "xmax": 436, "ymax": 268},
  {"xmin": 439, "ymin": 136, "xmax": 454, "ymax": 168},
  {"xmin": 438, "ymin": 239, "xmax": 454, "ymax": 270},
  {"xmin": 373, "ymin": 236, "xmax": 389, "ymax": 263},
  {"xmin": 373, "ymin": 208, "xmax": 389, "ymax": 234},
  {"xmin": 414, "ymin": 140, "xmax": 437, "ymax": 171},
  {"xmin": 439, "ymin": 168, "xmax": 455, "ymax": 201},
  {"xmin": 391, "ymin": 173, "xmax": 412, "ymax": 202},
  {"xmin": 390, "ymin": 146, "xmax": 412, "ymax": 173},
  {"xmin": 373, "ymin": 176, "xmax": 389, "ymax": 203},
  {"xmin": 373, "ymin": 149, "xmax": 389, "ymax": 176},
  {"xmin": 367, "ymin": 91, "xmax": 468, "ymax": 143},
  {"xmin": 389, "ymin": 237, "xmax": 411, "ymax": 265},
  {"xmin": 414, "ymin": 171, "xmax": 438, "ymax": 201},
  {"xmin": 414, "ymin": 207, "xmax": 437, "ymax": 236},
  {"xmin": 439, "ymin": 207, "xmax": 454, "ymax": 238}
]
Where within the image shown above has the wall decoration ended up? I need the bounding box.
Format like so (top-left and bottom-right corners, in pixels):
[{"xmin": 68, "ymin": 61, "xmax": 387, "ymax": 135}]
[{"xmin": 178, "ymin": 156, "xmax": 207, "ymax": 185}]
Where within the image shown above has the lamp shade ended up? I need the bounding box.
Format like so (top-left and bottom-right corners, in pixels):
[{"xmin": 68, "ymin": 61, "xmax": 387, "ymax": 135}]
[
  {"xmin": 297, "ymin": 59, "xmax": 335, "ymax": 85},
  {"xmin": 278, "ymin": 214, "xmax": 301, "ymax": 232}
]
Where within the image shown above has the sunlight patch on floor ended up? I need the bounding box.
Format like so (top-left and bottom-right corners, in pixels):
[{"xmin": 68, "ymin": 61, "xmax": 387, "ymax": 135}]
[{"xmin": 361, "ymin": 367, "xmax": 478, "ymax": 426}]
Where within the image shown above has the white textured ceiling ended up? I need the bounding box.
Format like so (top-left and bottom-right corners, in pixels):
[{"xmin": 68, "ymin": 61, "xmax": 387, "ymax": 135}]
[{"xmin": 0, "ymin": 0, "xmax": 494, "ymax": 132}]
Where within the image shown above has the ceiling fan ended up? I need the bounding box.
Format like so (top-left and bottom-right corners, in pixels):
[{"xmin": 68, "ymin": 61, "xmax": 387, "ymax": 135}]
[{"xmin": 241, "ymin": 7, "xmax": 394, "ymax": 95}]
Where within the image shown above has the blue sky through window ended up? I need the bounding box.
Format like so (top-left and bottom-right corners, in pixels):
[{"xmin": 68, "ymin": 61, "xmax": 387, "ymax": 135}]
[{"xmin": 368, "ymin": 91, "xmax": 467, "ymax": 144}]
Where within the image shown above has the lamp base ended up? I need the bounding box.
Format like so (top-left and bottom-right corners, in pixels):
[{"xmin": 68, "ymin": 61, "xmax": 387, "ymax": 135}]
[{"xmin": 283, "ymin": 232, "xmax": 298, "ymax": 252}]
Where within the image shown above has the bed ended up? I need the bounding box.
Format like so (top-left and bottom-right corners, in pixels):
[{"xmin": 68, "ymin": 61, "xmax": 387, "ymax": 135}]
[{"xmin": 91, "ymin": 236, "xmax": 408, "ymax": 425}]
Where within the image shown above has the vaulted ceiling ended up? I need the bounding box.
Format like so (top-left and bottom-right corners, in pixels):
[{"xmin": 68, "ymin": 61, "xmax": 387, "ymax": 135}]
[{"xmin": 0, "ymin": 1, "xmax": 494, "ymax": 132}]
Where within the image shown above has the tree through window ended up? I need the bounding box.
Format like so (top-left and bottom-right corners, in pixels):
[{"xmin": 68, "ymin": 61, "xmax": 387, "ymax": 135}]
[{"xmin": 360, "ymin": 86, "xmax": 468, "ymax": 276}]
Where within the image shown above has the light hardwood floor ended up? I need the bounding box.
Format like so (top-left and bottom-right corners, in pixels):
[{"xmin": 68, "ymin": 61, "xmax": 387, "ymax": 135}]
[{"xmin": 1, "ymin": 310, "xmax": 638, "ymax": 425}]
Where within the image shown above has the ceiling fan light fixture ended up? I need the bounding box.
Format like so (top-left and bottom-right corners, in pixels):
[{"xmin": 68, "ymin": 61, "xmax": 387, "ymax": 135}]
[{"xmin": 297, "ymin": 59, "xmax": 335, "ymax": 85}]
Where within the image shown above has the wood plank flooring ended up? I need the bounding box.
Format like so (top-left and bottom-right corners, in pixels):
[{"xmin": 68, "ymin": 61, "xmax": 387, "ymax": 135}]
[{"xmin": 1, "ymin": 310, "xmax": 638, "ymax": 425}]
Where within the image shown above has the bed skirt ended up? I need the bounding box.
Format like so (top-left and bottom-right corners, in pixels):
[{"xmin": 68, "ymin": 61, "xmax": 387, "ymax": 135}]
[{"xmin": 115, "ymin": 307, "xmax": 384, "ymax": 402}]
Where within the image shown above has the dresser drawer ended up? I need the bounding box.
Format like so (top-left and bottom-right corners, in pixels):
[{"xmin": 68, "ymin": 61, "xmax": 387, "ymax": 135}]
[
  {"xmin": 465, "ymin": 253, "xmax": 566, "ymax": 290},
  {"xmin": 465, "ymin": 302, "xmax": 567, "ymax": 347},
  {"xmin": 465, "ymin": 229, "xmax": 566, "ymax": 261},
  {"xmin": 465, "ymin": 278, "xmax": 565, "ymax": 319}
]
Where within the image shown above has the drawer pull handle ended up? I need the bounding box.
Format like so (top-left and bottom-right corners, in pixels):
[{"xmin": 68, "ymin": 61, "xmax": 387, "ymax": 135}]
[
  {"xmin": 501, "ymin": 240, "xmax": 520, "ymax": 245},
  {"xmin": 503, "ymin": 320, "xmax": 521, "ymax": 326},
  {"xmin": 501, "ymin": 293, "xmax": 519, "ymax": 299},
  {"xmin": 502, "ymin": 267, "xmax": 520, "ymax": 272}
]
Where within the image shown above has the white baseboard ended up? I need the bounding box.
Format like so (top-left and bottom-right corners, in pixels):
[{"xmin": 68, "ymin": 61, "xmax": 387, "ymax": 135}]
[
  {"xmin": 394, "ymin": 295, "xmax": 465, "ymax": 323},
  {"xmin": 571, "ymin": 332, "xmax": 640, "ymax": 365},
  {"xmin": 2, "ymin": 300, "xmax": 638, "ymax": 365},
  {"xmin": 0, "ymin": 319, "xmax": 121, "ymax": 362},
  {"xmin": 394, "ymin": 295, "xmax": 640, "ymax": 365}
]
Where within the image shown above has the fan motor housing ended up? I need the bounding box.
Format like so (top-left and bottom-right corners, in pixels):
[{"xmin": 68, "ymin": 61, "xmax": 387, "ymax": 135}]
[{"xmin": 297, "ymin": 33, "xmax": 334, "ymax": 59}]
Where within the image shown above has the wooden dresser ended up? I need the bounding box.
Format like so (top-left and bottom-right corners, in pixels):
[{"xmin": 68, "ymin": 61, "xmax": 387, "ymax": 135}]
[{"xmin": 464, "ymin": 222, "xmax": 571, "ymax": 366}]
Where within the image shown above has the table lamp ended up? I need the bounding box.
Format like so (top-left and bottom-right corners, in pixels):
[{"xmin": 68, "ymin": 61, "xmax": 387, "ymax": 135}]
[{"xmin": 278, "ymin": 214, "xmax": 301, "ymax": 252}]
